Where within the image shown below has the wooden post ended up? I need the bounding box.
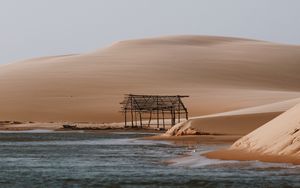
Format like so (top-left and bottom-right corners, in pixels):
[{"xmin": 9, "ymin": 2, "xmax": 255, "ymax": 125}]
[
  {"xmin": 130, "ymin": 97, "xmax": 134, "ymax": 128},
  {"xmin": 156, "ymin": 97, "xmax": 159, "ymax": 128},
  {"xmin": 162, "ymin": 110, "xmax": 165, "ymax": 130},
  {"xmin": 174, "ymin": 108, "xmax": 176, "ymax": 125},
  {"xmin": 124, "ymin": 109, "xmax": 127, "ymax": 127},
  {"xmin": 178, "ymin": 97, "xmax": 189, "ymax": 120},
  {"xmin": 134, "ymin": 110, "xmax": 137, "ymax": 127},
  {"xmin": 178, "ymin": 96, "xmax": 181, "ymax": 123},
  {"xmin": 171, "ymin": 108, "xmax": 175, "ymax": 126},
  {"xmin": 148, "ymin": 111, "xmax": 152, "ymax": 127},
  {"xmin": 139, "ymin": 112, "xmax": 143, "ymax": 128}
]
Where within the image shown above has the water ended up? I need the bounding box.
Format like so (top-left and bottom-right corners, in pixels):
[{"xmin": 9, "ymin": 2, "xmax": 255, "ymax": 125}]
[{"xmin": 0, "ymin": 131, "xmax": 299, "ymax": 188}]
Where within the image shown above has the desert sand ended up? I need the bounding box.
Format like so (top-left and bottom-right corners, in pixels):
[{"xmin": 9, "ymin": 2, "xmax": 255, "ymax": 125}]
[
  {"xmin": 0, "ymin": 35, "xmax": 300, "ymax": 123},
  {"xmin": 165, "ymin": 97, "xmax": 300, "ymax": 136},
  {"xmin": 230, "ymin": 102, "xmax": 300, "ymax": 156},
  {"xmin": 205, "ymin": 102, "xmax": 300, "ymax": 164}
]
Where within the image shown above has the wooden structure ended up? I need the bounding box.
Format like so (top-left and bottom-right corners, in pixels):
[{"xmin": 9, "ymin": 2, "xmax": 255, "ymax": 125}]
[{"xmin": 120, "ymin": 94, "xmax": 189, "ymax": 129}]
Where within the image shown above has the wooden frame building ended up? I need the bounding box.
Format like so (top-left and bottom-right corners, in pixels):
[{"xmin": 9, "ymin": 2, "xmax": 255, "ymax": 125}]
[{"xmin": 120, "ymin": 94, "xmax": 189, "ymax": 129}]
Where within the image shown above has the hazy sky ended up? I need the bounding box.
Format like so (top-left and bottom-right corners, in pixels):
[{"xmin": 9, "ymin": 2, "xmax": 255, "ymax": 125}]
[{"xmin": 1, "ymin": 0, "xmax": 299, "ymax": 64}]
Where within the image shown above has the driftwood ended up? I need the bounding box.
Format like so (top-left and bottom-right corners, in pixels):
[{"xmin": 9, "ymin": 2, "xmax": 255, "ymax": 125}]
[
  {"xmin": 62, "ymin": 124, "xmax": 121, "ymax": 130},
  {"xmin": 63, "ymin": 124, "xmax": 77, "ymax": 129}
]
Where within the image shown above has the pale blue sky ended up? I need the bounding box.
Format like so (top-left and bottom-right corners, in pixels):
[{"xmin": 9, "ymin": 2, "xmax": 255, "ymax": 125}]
[{"xmin": 1, "ymin": 0, "xmax": 299, "ymax": 64}]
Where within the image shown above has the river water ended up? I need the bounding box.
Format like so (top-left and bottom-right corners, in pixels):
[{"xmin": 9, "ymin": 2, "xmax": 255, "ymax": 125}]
[{"xmin": 0, "ymin": 131, "xmax": 299, "ymax": 187}]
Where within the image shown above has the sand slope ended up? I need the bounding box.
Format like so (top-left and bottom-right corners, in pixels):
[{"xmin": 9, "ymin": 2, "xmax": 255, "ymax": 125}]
[
  {"xmin": 230, "ymin": 103, "xmax": 300, "ymax": 156},
  {"xmin": 165, "ymin": 98, "xmax": 300, "ymax": 136},
  {"xmin": 204, "ymin": 103, "xmax": 300, "ymax": 164},
  {"xmin": 0, "ymin": 35, "xmax": 300, "ymax": 122}
]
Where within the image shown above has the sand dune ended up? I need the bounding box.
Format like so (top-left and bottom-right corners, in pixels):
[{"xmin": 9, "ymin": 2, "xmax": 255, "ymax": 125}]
[
  {"xmin": 165, "ymin": 98, "xmax": 300, "ymax": 136},
  {"xmin": 205, "ymin": 103, "xmax": 300, "ymax": 164},
  {"xmin": 231, "ymin": 103, "xmax": 300, "ymax": 156},
  {"xmin": 0, "ymin": 35, "xmax": 300, "ymax": 122}
]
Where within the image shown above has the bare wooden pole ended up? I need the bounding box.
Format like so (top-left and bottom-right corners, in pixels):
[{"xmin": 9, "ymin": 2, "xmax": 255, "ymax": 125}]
[
  {"xmin": 156, "ymin": 97, "xmax": 159, "ymax": 128},
  {"xmin": 148, "ymin": 111, "xmax": 152, "ymax": 127},
  {"xmin": 174, "ymin": 109, "xmax": 176, "ymax": 125},
  {"xmin": 134, "ymin": 110, "xmax": 137, "ymax": 127},
  {"xmin": 139, "ymin": 112, "xmax": 143, "ymax": 128},
  {"xmin": 178, "ymin": 97, "xmax": 188, "ymax": 120},
  {"xmin": 171, "ymin": 108, "xmax": 175, "ymax": 126},
  {"xmin": 162, "ymin": 110, "xmax": 165, "ymax": 130},
  {"xmin": 124, "ymin": 109, "xmax": 127, "ymax": 127},
  {"xmin": 178, "ymin": 96, "xmax": 181, "ymax": 123},
  {"xmin": 130, "ymin": 97, "xmax": 134, "ymax": 128}
]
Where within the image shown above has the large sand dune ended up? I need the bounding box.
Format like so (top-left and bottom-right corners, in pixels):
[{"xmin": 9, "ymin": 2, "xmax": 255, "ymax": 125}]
[{"xmin": 0, "ymin": 35, "xmax": 300, "ymax": 122}]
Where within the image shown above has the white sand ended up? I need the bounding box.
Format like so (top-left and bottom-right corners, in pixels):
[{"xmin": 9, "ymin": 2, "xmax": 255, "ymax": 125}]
[
  {"xmin": 165, "ymin": 98, "xmax": 300, "ymax": 136},
  {"xmin": 230, "ymin": 103, "xmax": 300, "ymax": 157}
]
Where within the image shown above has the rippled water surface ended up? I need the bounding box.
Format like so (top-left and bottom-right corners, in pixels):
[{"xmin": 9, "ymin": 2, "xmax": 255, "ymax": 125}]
[{"xmin": 0, "ymin": 131, "xmax": 299, "ymax": 188}]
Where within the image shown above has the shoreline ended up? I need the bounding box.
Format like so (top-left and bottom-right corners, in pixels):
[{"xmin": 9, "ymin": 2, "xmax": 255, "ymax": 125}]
[
  {"xmin": 1, "ymin": 121, "xmax": 299, "ymax": 165},
  {"xmin": 143, "ymin": 134, "xmax": 241, "ymax": 145},
  {"xmin": 0, "ymin": 121, "xmax": 166, "ymax": 133},
  {"xmin": 145, "ymin": 135, "xmax": 300, "ymax": 165},
  {"xmin": 0, "ymin": 121, "xmax": 166, "ymax": 134}
]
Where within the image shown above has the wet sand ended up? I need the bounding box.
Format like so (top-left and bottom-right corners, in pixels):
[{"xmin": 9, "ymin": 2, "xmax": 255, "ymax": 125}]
[
  {"xmin": 204, "ymin": 149, "xmax": 300, "ymax": 165},
  {"xmin": 144, "ymin": 134, "xmax": 241, "ymax": 146}
]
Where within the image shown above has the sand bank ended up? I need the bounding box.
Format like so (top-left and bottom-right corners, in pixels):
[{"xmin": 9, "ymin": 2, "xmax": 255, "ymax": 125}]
[
  {"xmin": 204, "ymin": 149, "xmax": 300, "ymax": 165},
  {"xmin": 0, "ymin": 121, "xmax": 123, "ymax": 131},
  {"xmin": 230, "ymin": 103, "xmax": 300, "ymax": 155},
  {"xmin": 165, "ymin": 98, "xmax": 300, "ymax": 136},
  {"xmin": 203, "ymin": 103, "xmax": 300, "ymax": 164}
]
